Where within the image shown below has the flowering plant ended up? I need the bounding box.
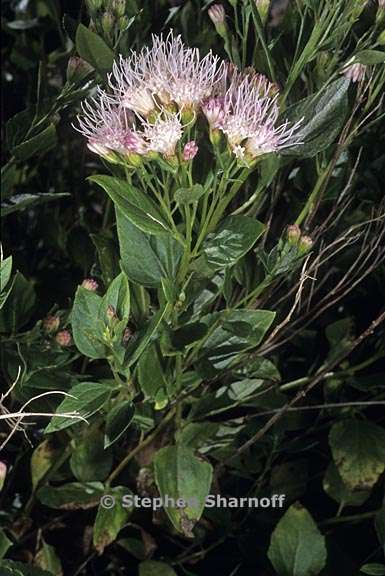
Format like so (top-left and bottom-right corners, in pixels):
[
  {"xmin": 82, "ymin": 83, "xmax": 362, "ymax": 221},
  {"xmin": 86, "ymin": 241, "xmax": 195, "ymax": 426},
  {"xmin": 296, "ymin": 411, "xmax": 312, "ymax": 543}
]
[{"xmin": 1, "ymin": 1, "xmax": 385, "ymax": 575}]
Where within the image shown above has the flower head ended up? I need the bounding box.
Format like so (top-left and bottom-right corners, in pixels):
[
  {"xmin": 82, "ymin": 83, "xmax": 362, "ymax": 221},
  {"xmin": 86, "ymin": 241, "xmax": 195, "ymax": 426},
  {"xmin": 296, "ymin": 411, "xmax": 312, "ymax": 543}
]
[
  {"xmin": 342, "ymin": 62, "xmax": 367, "ymax": 83},
  {"xmin": 210, "ymin": 68, "xmax": 302, "ymax": 158},
  {"xmin": 109, "ymin": 31, "xmax": 224, "ymax": 113},
  {"xmin": 74, "ymin": 89, "xmax": 146, "ymax": 158},
  {"xmin": 202, "ymin": 96, "xmax": 226, "ymax": 128},
  {"xmin": 142, "ymin": 111, "xmax": 183, "ymax": 157}
]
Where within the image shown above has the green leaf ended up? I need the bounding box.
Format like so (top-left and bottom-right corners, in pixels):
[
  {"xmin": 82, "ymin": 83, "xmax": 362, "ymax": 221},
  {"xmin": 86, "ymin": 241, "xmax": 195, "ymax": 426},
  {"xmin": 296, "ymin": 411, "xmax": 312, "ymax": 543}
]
[
  {"xmin": 137, "ymin": 343, "xmax": 168, "ymax": 403},
  {"xmin": 241, "ymin": 356, "xmax": 281, "ymax": 382},
  {"xmin": 154, "ymin": 445, "xmax": 213, "ymax": 536},
  {"xmin": 91, "ymin": 231, "xmax": 120, "ymax": 286},
  {"xmin": 93, "ymin": 486, "xmax": 133, "ymax": 554},
  {"xmin": 90, "ymin": 175, "xmax": 170, "ymax": 236},
  {"xmin": 268, "ymin": 503, "xmax": 327, "ymax": 576},
  {"xmin": 354, "ymin": 50, "xmax": 385, "ymax": 65},
  {"xmin": 37, "ymin": 482, "xmax": 104, "ymax": 510},
  {"xmin": 100, "ymin": 271, "xmax": 130, "ymax": 322},
  {"xmin": 5, "ymin": 107, "xmax": 34, "ymax": 150},
  {"xmin": 1, "ymin": 192, "xmax": 69, "ymax": 217},
  {"xmin": 174, "ymin": 184, "xmax": 205, "ymax": 204},
  {"xmin": 31, "ymin": 439, "xmax": 62, "ymax": 490},
  {"xmin": 190, "ymin": 378, "xmax": 264, "ymax": 418},
  {"xmin": 0, "ymin": 271, "xmax": 36, "ymax": 332},
  {"xmin": 282, "ymin": 78, "xmax": 350, "ymax": 157},
  {"xmin": 0, "ymin": 255, "xmax": 12, "ymax": 292},
  {"xmin": 71, "ymin": 287, "xmax": 108, "ymax": 359},
  {"xmin": 35, "ymin": 539, "xmax": 63, "ymax": 576},
  {"xmin": 329, "ymin": 419, "xmax": 385, "ymax": 491},
  {"xmin": 104, "ymin": 400, "xmax": 135, "ymax": 448},
  {"xmin": 360, "ymin": 565, "xmax": 385, "ymax": 576},
  {"xmin": 116, "ymin": 209, "xmax": 182, "ymax": 287},
  {"xmin": 70, "ymin": 428, "xmax": 113, "ymax": 481},
  {"xmin": 0, "ymin": 530, "xmax": 12, "ymax": 560},
  {"xmin": 12, "ymin": 123, "xmax": 57, "ymax": 161},
  {"xmin": 45, "ymin": 382, "xmax": 112, "ymax": 433},
  {"xmin": 203, "ymin": 215, "xmax": 265, "ymax": 270},
  {"xmin": 323, "ymin": 462, "xmax": 369, "ymax": 507},
  {"xmin": 198, "ymin": 309, "xmax": 275, "ymax": 374},
  {"xmin": 75, "ymin": 23, "xmax": 114, "ymax": 77},
  {"xmin": 126, "ymin": 306, "xmax": 169, "ymax": 367},
  {"xmin": 139, "ymin": 560, "xmax": 177, "ymax": 576},
  {"xmin": 0, "ymin": 560, "xmax": 52, "ymax": 576}
]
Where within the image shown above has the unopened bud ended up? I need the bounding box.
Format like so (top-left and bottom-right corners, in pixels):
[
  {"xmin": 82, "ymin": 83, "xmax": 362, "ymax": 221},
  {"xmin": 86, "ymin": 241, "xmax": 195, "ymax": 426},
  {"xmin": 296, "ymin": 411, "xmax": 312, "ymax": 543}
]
[
  {"xmin": 123, "ymin": 326, "xmax": 133, "ymax": 344},
  {"xmin": 111, "ymin": 0, "xmax": 126, "ymax": 17},
  {"xmin": 209, "ymin": 127, "xmax": 223, "ymax": 147},
  {"xmin": 66, "ymin": 56, "xmax": 93, "ymax": 84},
  {"xmin": 377, "ymin": 28, "xmax": 385, "ymax": 45},
  {"xmin": 255, "ymin": 0, "xmax": 270, "ymax": 24},
  {"xmin": 86, "ymin": 0, "xmax": 103, "ymax": 14},
  {"xmin": 81, "ymin": 278, "xmax": 99, "ymax": 291},
  {"xmin": 55, "ymin": 330, "xmax": 72, "ymax": 347},
  {"xmin": 119, "ymin": 15, "xmax": 129, "ymax": 30},
  {"xmin": 43, "ymin": 315, "xmax": 60, "ymax": 334},
  {"xmin": 376, "ymin": 0, "xmax": 385, "ymax": 24},
  {"xmin": 286, "ymin": 224, "xmax": 301, "ymax": 243},
  {"xmin": 106, "ymin": 304, "xmax": 117, "ymax": 320},
  {"xmin": 208, "ymin": 3, "xmax": 226, "ymax": 24},
  {"xmin": 182, "ymin": 140, "xmax": 198, "ymax": 161},
  {"xmin": 299, "ymin": 235, "xmax": 313, "ymax": 253},
  {"xmin": 0, "ymin": 462, "xmax": 7, "ymax": 491},
  {"xmin": 102, "ymin": 11, "xmax": 115, "ymax": 36},
  {"xmin": 342, "ymin": 62, "xmax": 367, "ymax": 83}
]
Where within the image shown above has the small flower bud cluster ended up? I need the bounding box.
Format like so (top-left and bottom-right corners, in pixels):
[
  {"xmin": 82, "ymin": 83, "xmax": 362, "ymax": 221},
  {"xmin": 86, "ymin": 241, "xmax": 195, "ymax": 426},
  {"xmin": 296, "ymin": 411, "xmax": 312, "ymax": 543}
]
[
  {"xmin": 81, "ymin": 278, "xmax": 99, "ymax": 291},
  {"xmin": 342, "ymin": 62, "xmax": 367, "ymax": 83},
  {"xmin": 55, "ymin": 330, "xmax": 72, "ymax": 347},
  {"xmin": 43, "ymin": 315, "xmax": 60, "ymax": 334},
  {"xmin": 286, "ymin": 224, "xmax": 313, "ymax": 253},
  {"xmin": 182, "ymin": 140, "xmax": 199, "ymax": 161}
]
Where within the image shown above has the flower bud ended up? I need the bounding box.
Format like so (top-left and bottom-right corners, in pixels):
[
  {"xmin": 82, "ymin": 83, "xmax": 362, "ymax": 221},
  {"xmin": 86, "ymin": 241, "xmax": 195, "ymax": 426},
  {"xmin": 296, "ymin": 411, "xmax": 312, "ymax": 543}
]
[
  {"xmin": 208, "ymin": 4, "xmax": 227, "ymax": 38},
  {"xmin": 106, "ymin": 304, "xmax": 117, "ymax": 320},
  {"xmin": 119, "ymin": 15, "xmax": 129, "ymax": 30},
  {"xmin": 123, "ymin": 326, "xmax": 133, "ymax": 344},
  {"xmin": 66, "ymin": 57, "xmax": 93, "ymax": 84},
  {"xmin": 299, "ymin": 235, "xmax": 313, "ymax": 253},
  {"xmin": 43, "ymin": 315, "xmax": 60, "ymax": 334},
  {"xmin": 286, "ymin": 224, "xmax": 301, "ymax": 244},
  {"xmin": 102, "ymin": 11, "xmax": 115, "ymax": 36},
  {"xmin": 342, "ymin": 62, "xmax": 367, "ymax": 83},
  {"xmin": 111, "ymin": 0, "xmax": 126, "ymax": 17},
  {"xmin": 376, "ymin": 0, "xmax": 385, "ymax": 24},
  {"xmin": 208, "ymin": 3, "xmax": 226, "ymax": 24},
  {"xmin": 55, "ymin": 330, "xmax": 72, "ymax": 347},
  {"xmin": 182, "ymin": 140, "xmax": 198, "ymax": 161},
  {"xmin": 255, "ymin": 0, "xmax": 270, "ymax": 24},
  {"xmin": 86, "ymin": 0, "xmax": 103, "ymax": 14},
  {"xmin": 81, "ymin": 278, "xmax": 99, "ymax": 291},
  {"xmin": 377, "ymin": 28, "xmax": 385, "ymax": 45},
  {"xmin": 0, "ymin": 462, "xmax": 7, "ymax": 491}
]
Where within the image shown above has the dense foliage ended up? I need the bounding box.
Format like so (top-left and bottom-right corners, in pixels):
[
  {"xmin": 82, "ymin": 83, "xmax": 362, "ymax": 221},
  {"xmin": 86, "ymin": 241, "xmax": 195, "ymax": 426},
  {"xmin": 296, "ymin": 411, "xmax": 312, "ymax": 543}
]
[{"xmin": 1, "ymin": 1, "xmax": 385, "ymax": 575}]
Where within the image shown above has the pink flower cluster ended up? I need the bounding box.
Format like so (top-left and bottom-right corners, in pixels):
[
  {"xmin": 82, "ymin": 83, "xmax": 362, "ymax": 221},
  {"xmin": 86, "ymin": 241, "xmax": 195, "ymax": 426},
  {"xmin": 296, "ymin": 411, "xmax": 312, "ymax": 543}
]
[{"xmin": 74, "ymin": 31, "xmax": 301, "ymax": 163}]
